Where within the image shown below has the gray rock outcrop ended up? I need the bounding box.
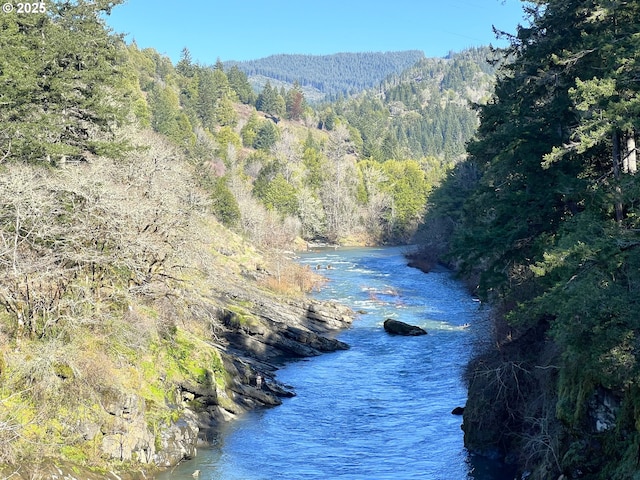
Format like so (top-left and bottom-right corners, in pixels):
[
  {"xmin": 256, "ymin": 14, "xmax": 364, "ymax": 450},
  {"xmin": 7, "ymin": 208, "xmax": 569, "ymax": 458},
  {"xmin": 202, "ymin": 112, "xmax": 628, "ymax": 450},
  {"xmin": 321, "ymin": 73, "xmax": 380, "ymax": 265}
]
[
  {"xmin": 153, "ymin": 412, "xmax": 199, "ymax": 467},
  {"xmin": 150, "ymin": 291, "xmax": 354, "ymax": 468},
  {"xmin": 100, "ymin": 389, "xmax": 157, "ymax": 464},
  {"xmin": 588, "ymin": 387, "xmax": 621, "ymax": 433}
]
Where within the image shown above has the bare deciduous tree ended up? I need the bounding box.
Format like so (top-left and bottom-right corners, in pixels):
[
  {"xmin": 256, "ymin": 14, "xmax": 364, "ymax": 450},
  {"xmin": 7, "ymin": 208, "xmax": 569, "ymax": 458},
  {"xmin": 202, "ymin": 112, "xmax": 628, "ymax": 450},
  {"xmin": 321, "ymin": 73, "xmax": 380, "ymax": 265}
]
[
  {"xmin": 272, "ymin": 130, "xmax": 303, "ymax": 184},
  {"xmin": 320, "ymin": 127, "xmax": 360, "ymax": 242},
  {"xmin": 0, "ymin": 130, "xmax": 202, "ymax": 338}
]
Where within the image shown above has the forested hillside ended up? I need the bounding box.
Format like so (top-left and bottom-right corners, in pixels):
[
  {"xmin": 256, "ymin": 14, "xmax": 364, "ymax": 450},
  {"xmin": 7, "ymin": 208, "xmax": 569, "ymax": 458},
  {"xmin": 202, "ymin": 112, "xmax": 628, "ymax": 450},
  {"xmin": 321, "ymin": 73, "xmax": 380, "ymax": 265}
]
[
  {"xmin": 11, "ymin": 0, "xmax": 639, "ymax": 478},
  {"xmin": 148, "ymin": 46, "xmax": 498, "ymax": 245},
  {"xmin": 333, "ymin": 47, "xmax": 499, "ymax": 162},
  {"xmin": 225, "ymin": 51, "xmax": 425, "ymax": 100},
  {"xmin": 418, "ymin": 1, "xmax": 640, "ymax": 479},
  {"xmin": 140, "ymin": 50, "xmax": 437, "ymax": 244}
]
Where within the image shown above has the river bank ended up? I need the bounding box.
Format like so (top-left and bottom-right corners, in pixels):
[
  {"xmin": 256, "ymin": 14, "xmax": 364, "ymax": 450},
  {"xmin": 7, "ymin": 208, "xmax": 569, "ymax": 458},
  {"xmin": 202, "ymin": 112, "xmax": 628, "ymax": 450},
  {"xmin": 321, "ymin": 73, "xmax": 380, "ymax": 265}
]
[
  {"xmin": 156, "ymin": 246, "xmax": 515, "ymax": 480},
  {"xmin": 0, "ymin": 287, "xmax": 354, "ymax": 480}
]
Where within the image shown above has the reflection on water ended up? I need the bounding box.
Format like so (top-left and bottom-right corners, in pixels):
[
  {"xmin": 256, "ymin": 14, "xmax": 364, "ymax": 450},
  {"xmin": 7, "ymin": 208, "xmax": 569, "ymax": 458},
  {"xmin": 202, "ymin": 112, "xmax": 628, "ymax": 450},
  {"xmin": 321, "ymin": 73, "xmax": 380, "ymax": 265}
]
[{"xmin": 158, "ymin": 247, "xmax": 514, "ymax": 480}]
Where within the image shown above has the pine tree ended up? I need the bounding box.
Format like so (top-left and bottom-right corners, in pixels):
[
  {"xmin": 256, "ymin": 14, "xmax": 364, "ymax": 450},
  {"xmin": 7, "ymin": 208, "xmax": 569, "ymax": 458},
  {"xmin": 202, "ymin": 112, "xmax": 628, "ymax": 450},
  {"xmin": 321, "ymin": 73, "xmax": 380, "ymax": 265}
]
[
  {"xmin": 176, "ymin": 47, "xmax": 195, "ymax": 78},
  {"xmin": 195, "ymin": 68, "xmax": 217, "ymax": 129},
  {"xmin": 256, "ymin": 81, "xmax": 285, "ymax": 118},
  {"xmin": 253, "ymin": 120, "xmax": 279, "ymax": 151},
  {"xmin": 215, "ymin": 95, "xmax": 238, "ymax": 127},
  {"xmin": 227, "ymin": 65, "xmax": 255, "ymax": 104},
  {"xmin": 543, "ymin": 0, "xmax": 640, "ymax": 221},
  {"xmin": 256, "ymin": 81, "xmax": 276, "ymax": 114},
  {"xmin": 148, "ymin": 84, "xmax": 195, "ymax": 149}
]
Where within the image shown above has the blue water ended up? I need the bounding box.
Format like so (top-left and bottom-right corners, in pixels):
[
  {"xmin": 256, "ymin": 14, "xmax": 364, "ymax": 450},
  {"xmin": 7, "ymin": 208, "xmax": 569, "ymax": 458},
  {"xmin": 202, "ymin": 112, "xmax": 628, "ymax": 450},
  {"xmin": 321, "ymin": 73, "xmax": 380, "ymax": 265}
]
[{"xmin": 159, "ymin": 247, "xmax": 512, "ymax": 480}]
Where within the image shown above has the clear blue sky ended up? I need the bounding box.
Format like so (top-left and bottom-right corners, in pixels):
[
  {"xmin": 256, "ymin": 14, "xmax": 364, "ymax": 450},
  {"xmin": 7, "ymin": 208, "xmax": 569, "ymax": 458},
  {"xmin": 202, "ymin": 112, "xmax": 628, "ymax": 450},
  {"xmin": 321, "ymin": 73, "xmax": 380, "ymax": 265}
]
[{"xmin": 106, "ymin": 0, "xmax": 528, "ymax": 64}]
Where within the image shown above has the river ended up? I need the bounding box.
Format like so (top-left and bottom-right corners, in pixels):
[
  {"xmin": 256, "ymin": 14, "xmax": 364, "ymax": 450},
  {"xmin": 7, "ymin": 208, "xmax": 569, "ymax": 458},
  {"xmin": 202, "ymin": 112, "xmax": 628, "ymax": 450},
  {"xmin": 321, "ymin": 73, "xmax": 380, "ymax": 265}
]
[{"xmin": 159, "ymin": 246, "xmax": 514, "ymax": 479}]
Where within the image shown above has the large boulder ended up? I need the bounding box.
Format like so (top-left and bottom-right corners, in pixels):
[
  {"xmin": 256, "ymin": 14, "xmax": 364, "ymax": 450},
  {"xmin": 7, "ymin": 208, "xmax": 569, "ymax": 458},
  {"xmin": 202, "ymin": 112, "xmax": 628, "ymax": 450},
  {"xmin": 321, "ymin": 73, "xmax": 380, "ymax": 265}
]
[
  {"xmin": 451, "ymin": 406, "xmax": 465, "ymax": 415},
  {"xmin": 383, "ymin": 318, "xmax": 427, "ymax": 336}
]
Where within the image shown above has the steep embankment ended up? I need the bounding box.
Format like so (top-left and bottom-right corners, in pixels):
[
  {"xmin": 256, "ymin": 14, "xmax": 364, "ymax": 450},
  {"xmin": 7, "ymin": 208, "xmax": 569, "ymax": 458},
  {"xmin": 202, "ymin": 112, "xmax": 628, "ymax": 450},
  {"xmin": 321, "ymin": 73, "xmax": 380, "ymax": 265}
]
[
  {"xmin": 0, "ymin": 130, "xmax": 352, "ymax": 479},
  {"xmin": 416, "ymin": 2, "xmax": 640, "ymax": 479}
]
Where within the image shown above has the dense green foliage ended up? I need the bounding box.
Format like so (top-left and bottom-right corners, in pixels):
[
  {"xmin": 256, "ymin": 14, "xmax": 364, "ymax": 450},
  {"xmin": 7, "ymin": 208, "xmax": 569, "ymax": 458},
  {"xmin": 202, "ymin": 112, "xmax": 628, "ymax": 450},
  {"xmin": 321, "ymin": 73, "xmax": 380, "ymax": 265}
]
[
  {"xmin": 419, "ymin": 1, "xmax": 640, "ymax": 478},
  {"xmin": 226, "ymin": 51, "xmax": 425, "ymax": 99},
  {"xmin": 0, "ymin": 0, "xmax": 131, "ymax": 164}
]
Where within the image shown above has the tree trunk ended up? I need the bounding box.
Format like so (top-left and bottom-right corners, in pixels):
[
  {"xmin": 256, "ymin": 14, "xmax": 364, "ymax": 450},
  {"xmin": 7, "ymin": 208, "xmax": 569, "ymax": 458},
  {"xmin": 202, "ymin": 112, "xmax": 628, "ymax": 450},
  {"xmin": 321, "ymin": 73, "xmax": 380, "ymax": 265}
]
[
  {"xmin": 612, "ymin": 130, "xmax": 624, "ymax": 223},
  {"xmin": 624, "ymin": 130, "xmax": 637, "ymax": 174}
]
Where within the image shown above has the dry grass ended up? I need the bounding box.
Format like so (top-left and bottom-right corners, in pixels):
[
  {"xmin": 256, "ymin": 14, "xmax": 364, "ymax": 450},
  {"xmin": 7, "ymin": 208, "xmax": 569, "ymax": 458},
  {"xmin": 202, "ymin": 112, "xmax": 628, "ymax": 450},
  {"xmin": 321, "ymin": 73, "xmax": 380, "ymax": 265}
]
[{"xmin": 260, "ymin": 261, "xmax": 326, "ymax": 295}]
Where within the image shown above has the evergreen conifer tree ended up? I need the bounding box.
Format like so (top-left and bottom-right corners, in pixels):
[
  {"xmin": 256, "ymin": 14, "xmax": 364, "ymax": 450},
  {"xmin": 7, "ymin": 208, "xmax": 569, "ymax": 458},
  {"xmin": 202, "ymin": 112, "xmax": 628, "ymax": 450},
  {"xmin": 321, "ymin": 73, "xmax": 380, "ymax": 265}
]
[{"xmin": 0, "ymin": 0, "xmax": 129, "ymax": 164}]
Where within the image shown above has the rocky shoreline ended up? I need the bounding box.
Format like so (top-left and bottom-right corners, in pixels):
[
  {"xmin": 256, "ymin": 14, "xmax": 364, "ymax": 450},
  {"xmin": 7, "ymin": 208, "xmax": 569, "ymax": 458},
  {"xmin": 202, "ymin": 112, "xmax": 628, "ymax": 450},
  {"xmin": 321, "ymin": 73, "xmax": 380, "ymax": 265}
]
[
  {"xmin": 147, "ymin": 287, "xmax": 354, "ymax": 477},
  {"xmin": 153, "ymin": 295, "xmax": 354, "ymax": 476},
  {"xmin": 0, "ymin": 272, "xmax": 353, "ymax": 480},
  {"xmin": 188, "ymin": 293, "xmax": 354, "ymax": 438}
]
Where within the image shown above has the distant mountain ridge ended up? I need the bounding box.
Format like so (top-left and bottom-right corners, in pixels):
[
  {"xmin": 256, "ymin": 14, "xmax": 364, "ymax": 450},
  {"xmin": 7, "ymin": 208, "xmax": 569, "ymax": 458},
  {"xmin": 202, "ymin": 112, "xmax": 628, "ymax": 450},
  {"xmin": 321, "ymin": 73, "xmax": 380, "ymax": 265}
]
[
  {"xmin": 334, "ymin": 46, "xmax": 500, "ymax": 162},
  {"xmin": 225, "ymin": 51, "xmax": 425, "ymax": 100}
]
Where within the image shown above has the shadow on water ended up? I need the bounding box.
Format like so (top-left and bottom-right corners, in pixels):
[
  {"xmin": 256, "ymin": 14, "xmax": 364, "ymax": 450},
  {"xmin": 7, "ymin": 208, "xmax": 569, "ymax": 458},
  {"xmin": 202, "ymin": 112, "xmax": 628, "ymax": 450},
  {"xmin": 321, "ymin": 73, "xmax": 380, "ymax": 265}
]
[{"xmin": 157, "ymin": 247, "xmax": 515, "ymax": 480}]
